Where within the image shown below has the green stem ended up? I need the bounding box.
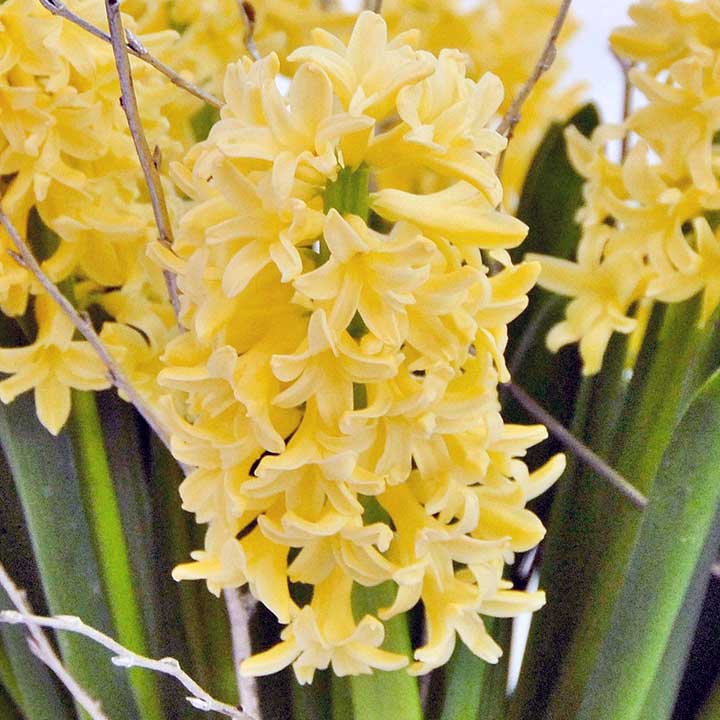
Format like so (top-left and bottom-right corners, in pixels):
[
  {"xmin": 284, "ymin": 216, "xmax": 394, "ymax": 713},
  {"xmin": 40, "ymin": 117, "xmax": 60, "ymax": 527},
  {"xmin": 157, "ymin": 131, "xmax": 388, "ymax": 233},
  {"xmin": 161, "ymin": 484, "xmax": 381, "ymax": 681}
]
[
  {"xmin": 70, "ymin": 391, "xmax": 162, "ymax": 720},
  {"xmin": 350, "ymin": 581, "xmax": 422, "ymax": 720},
  {"xmin": 332, "ymin": 675, "xmax": 354, "ymax": 720}
]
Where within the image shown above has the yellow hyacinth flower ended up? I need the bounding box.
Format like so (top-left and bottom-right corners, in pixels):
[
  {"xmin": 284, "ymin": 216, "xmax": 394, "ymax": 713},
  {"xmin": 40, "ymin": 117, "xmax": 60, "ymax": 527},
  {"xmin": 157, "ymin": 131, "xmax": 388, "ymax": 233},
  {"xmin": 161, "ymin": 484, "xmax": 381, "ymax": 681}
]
[
  {"xmin": 0, "ymin": 294, "xmax": 109, "ymax": 434},
  {"xmin": 531, "ymin": 0, "xmax": 720, "ymax": 373},
  {"xmin": 158, "ymin": 10, "xmax": 563, "ymax": 682}
]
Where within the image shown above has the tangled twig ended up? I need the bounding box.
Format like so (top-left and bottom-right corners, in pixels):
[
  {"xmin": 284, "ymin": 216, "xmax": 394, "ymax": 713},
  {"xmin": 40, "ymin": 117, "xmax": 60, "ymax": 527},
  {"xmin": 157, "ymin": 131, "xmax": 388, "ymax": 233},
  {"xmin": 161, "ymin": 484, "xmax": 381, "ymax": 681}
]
[
  {"xmin": 224, "ymin": 589, "xmax": 260, "ymax": 719},
  {"xmin": 497, "ymin": 0, "xmax": 573, "ymax": 140},
  {"xmin": 104, "ymin": 0, "xmax": 182, "ymax": 323},
  {"xmin": 0, "ymin": 561, "xmax": 110, "ymax": 720},
  {"xmin": 236, "ymin": 1, "xmax": 260, "ymax": 60},
  {"xmin": 0, "ymin": 607, "xmax": 255, "ymax": 719},
  {"xmin": 37, "ymin": 0, "xmax": 222, "ymax": 108},
  {"xmin": 504, "ymin": 381, "xmax": 647, "ymax": 510}
]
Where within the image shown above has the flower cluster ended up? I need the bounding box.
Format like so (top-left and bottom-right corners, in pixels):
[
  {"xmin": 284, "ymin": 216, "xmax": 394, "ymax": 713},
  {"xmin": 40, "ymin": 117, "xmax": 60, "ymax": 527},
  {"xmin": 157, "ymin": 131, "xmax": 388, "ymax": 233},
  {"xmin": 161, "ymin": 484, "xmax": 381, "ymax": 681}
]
[
  {"xmin": 531, "ymin": 0, "xmax": 720, "ymax": 374},
  {"xmin": 162, "ymin": 12, "xmax": 564, "ymax": 681},
  {"xmin": 129, "ymin": 0, "xmax": 580, "ymax": 206}
]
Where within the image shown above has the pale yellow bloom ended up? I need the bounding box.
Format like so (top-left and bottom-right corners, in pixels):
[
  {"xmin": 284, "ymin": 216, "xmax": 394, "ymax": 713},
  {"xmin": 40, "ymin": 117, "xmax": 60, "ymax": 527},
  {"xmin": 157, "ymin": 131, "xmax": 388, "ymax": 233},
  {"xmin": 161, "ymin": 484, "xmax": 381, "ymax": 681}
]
[{"xmin": 0, "ymin": 294, "xmax": 109, "ymax": 433}]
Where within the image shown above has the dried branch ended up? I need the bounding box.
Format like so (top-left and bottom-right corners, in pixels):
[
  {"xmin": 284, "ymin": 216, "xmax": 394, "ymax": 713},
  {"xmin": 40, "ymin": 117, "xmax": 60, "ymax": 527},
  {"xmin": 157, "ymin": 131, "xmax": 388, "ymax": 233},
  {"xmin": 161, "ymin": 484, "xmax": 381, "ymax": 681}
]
[
  {"xmin": 0, "ymin": 562, "xmax": 110, "ymax": 720},
  {"xmin": 236, "ymin": 1, "xmax": 260, "ymax": 61},
  {"xmin": 37, "ymin": 0, "xmax": 222, "ymax": 108},
  {"xmin": 0, "ymin": 206, "xmax": 173, "ymax": 457},
  {"xmin": 0, "ymin": 608, "xmax": 256, "ymax": 720},
  {"xmin": 496, "ymin": 0, "xmax": 573, "ymax": 139},
  {"xmin": 104, "ymin": 0, "xmax": 182, "ymax": 322},
  {"xmin": 224, "ymin": 589, "xmax": 260, "ymax": 719},
  {"xmin": 611, "ymin": 48, "xmax": 634, "ymax": 162},
  {"xmin": 504, "ymin": 381, "xmax": 647, "ymax": 510}
]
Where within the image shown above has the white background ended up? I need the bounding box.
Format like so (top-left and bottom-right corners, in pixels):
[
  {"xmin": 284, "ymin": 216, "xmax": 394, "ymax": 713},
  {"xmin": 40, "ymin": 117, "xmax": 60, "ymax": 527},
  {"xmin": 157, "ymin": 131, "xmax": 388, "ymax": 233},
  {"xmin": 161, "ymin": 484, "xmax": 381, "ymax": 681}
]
[{"xmin": 566, "ymin": 0, "xmax": 634, "ymax": 121}]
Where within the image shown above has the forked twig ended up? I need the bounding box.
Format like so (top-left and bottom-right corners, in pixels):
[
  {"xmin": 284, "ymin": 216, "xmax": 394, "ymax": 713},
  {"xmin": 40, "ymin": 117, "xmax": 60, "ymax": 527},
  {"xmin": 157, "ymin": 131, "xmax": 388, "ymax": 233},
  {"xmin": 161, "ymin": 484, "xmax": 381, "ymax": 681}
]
[
  {"xmin": 0, "ymin": 562, "xmax": 110, "ymax": 720},
  {"xmin": 0, "ymin": 207, "xmax": 173, "ymax": 456},
  {"xmin": 37, "ymin": 0, "xmax": 222, "ymax": 108},
  {"xmin": 224, "ymin": 589, "xmax": 260, "ymax": 719},
  {"xmin": 504, "ymin": 381, "xmax": 647, "ymax": 509},
  {"xmin": 496, "ymin": 0, "xmax": 573, "ymax": 139},
  {"xmin": 104, "ymin": 0, "xmax": 182, "ymax": 322},
  {"xmin": 0, "ymin": 608, "xmax": 255, "ymax": 719}
]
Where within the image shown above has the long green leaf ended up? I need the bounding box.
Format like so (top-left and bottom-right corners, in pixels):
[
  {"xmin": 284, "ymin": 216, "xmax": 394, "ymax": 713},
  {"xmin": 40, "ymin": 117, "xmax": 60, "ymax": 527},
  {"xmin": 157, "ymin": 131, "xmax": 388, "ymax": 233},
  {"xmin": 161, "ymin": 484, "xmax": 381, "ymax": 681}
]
[
  {"xmin": 0, "ymin": 683, "xmax": 21, "ymax": 720},
  {"xmin": 545, "ymin": 297, "xmax": 708, "ymax": 718},
  {"xmin": 636, "ymin": 517, "xmax": 718, "ymax": 720},
  {"xmin": 576, "ymin": 369, "xmax": 720, "ymax": 720},
  {"xmin": 0, "ymin": 393, "xmax": 137, "ymax": 718},
  {"xmin": 148, "ymin": 436, "xmax": 210, "ymax": 715},
  {"xmin": 698, "ymin": 677, "xmax": 720, "ymax": 720},
  {"xmin": 70, "ymin": 391, "xmax": 163, "ymax": 720},
  {"xmin": 0, "ymin": 445, "xmax": 71, "ymax": 720},
  {"xmin": 511, "ymin": 331, "xmax": 629, "ymax": 719}
]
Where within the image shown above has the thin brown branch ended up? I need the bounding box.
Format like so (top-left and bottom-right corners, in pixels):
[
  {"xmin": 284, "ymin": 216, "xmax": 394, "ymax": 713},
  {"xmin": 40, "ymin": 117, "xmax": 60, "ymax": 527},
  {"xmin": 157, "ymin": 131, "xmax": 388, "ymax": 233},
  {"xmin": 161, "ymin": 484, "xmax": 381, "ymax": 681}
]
[
  {"xmin": 224, "ymin": 589, "xmax": 260, "ymax": 719},
  {"xmin": 0, "ymin": 608, "xmax": 256, "ymax": 720},
  {"xmin": 104, "ymin": 0, "xmax": 182, "ymax": 323},
  {"xmin": 0, "ymin": 206, "xmax": 173, "ymax": 456},
  {"xmin": 37, "ymin": 0, "xmax": 222, "ymax": 108},
  {"xmin": 611, "ymin": 48, "xmax": 634, "ymax": 162},
  {"xmin": 496, "ymin": 0, "xmax": 573, "ymax": 139},
  {"xmin": 236, "ymin": 2, "xmax": 260, "ymax": 61},
  {"xmin": 504, "ymin": 381, "xmax": 647, "ymax": 510},
  {"xmin": 364, "ymin": 0, "xmax": 383, "ymax": 11},
  {"xmin": 0, "ymin": 562, "xmax": 110, "ymax": 720}
]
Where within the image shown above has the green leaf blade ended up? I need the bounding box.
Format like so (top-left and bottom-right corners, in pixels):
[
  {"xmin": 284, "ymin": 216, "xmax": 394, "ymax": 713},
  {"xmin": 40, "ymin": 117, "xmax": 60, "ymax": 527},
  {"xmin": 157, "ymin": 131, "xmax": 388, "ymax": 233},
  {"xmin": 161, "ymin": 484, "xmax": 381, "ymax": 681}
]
[{"xmin": 577, "ymin": 369, "xmax": 720, "ymax": 720}]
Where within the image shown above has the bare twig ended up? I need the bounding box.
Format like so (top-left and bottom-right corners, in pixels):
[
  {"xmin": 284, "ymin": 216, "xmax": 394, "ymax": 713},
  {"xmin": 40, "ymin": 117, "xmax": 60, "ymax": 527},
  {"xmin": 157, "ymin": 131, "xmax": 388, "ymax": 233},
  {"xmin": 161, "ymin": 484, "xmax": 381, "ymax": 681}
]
[
  {"xmin": 611, "ymin": 49, "xmax": 634, "ymax": 162},
  {"xmin": 224, "ymin": 589, "xmax": 260, "ymax": 719},
  {"xmin": 37, "ymin": 0, "xmax": 222, "ymax": 108},
  {"xmin": 0, "ymin": 609, "xmax": 256, "ymax": 720},
  {"xmin": 503, "ymin": 381, "xmax": 647, "ymax": 510},
  {"xmin": 496, "ymin": 0, "xmax": 573, "ymax": 139},
  {"xmin": 236, "ymin": 1, "xmax": 260, "ymax": 61},
  {"xmin": 0, "ymin": 562, "xmax": 110, "ymax": 720},
  {"xmin": 104, "ymin": 0, "xmax": 182, "ymax": 322},
  {"xmin": 0, "ymin": 207, "xmax": 173, "ymax": 455},
  {"xmin": 364, "ymin": 0, "xmax": 383, "ymax": 11}
]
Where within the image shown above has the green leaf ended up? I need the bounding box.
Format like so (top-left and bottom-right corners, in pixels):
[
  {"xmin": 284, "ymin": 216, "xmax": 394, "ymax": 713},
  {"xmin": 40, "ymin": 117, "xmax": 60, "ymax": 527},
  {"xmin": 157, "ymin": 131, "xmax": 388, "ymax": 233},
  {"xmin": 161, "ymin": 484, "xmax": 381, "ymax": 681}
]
[
  {"xmin": 545, "ymin": 297, "xmax": 710, "ymax": 719},
  {"xmin": 636, "ymin": 517, "xmax": 719, "ymax": 720},
  {"xmin": 510, "ymin": 332, "xmax": 629, "ymax": 720},
  {"xmin": 0, "ymin": 444, "xmax": 71, "ymax": 720},
  {"xmin": 698, "ymin": 677, "xmax": 720, "ymax": 720},
  {"xmin": 576, "ymin": 368, "xmax": 720, "ymax": 720},
  {"xmin": 0, "ymin": 683, "xmax": 21, "ymax": 720},
  {"xmin": 0, "ymin": 393, "xmax": 137, "ymax": 719},
  {"xmin": 148, "ymin": 436, "xmax": 211, "ymax": 711},
  {"xmin": 70, "ymin": 391, "xmax": 163, "ymax": 720},
  {"xmin": 515, "ymin": 103, "xmax": 599, "ymax": 262}
]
